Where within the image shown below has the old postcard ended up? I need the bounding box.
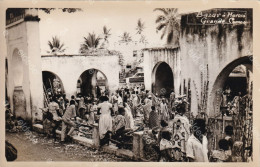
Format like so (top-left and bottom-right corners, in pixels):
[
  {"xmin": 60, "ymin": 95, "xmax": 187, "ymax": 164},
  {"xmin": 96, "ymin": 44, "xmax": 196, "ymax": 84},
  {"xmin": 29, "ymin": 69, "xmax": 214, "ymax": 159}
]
[{"xmin": 0, "ymin": 1, "xmax": 259, "ymax": 167}]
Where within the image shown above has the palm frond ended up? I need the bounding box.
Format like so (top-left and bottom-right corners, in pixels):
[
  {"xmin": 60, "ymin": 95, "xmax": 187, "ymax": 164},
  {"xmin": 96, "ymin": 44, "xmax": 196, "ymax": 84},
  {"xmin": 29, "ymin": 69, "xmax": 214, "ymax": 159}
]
[
  {"xmin": 156, "ymin": 23, "xmax": 166, "ymax": 31},
  {"xmin": 47, "ymin": 36, "xmax": 66, "ymax": 53},
  {"xmin": 155, "ymin": 15, "xmax": 166, "ymax": 23},
  {"xmin": 153, "ymin": 8, "xmax": 169, "ymax": 15}
]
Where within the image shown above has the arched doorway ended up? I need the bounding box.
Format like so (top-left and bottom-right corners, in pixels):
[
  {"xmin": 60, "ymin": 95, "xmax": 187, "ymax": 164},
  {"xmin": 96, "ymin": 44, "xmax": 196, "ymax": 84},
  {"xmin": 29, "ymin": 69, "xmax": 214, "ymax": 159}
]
[
  {"xmin": 152, "ymin": 62, "xmax": 174, "ymax": 97},
  {"xmin": 77, "ymin": 69, "xmax": 108, "ymax": 98},
  {"xmin": 42, "ymin": 71, "xmax": 65, "ymax": 106},
  {"xmin": 209, "ymin": 56, "xmax": 253, "ymax": 153},
  {"xmin": 11, "ymin": 49, "xmax": 23, "ymax": 87},
  {"xmin": 11, "ymin": 49, "xmax": 27, "ymax": 119},
  {"xmin": 211, "ymin": 56, "xmax": 252, "ymax": 115}
]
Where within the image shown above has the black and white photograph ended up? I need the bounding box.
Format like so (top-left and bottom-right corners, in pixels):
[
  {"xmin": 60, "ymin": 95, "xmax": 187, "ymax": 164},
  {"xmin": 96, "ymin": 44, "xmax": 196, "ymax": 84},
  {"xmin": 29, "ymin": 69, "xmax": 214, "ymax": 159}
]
[{"xmin": 2, "ymin": 1, "xmax": 256, "ymax": 164}]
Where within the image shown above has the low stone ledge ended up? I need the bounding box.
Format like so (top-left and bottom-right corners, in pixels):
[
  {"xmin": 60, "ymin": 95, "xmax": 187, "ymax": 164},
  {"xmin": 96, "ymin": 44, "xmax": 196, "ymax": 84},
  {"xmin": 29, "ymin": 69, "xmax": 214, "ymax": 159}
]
[{"xmin": 32, "ymin": 124, "xmax": 136, "ymax": 160}]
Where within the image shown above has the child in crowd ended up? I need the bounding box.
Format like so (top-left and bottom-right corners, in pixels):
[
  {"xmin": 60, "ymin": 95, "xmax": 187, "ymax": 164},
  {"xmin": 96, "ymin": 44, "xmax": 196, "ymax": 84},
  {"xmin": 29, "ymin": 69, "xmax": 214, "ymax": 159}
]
[
  {"xmin": 224, "ymin": 125, "xmax": 234, "ymax": 150},
  {"xmin": 210, "ymin": 139, "xmax": 232, "ymax": 162},
  {"xmin": 158, "ymin": 120, "xmax": 169, "ymax": 143}
]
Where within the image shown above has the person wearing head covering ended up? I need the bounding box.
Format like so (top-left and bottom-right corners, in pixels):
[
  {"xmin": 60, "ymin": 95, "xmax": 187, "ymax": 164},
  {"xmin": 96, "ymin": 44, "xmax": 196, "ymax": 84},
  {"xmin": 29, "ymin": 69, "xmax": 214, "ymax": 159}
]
[
  {"xmin": 112, "ymin": 107, "xmax": 127, "ymax": 143},
  {"xmin": 160, "ymin": 98, "xmax": 169, "ymax": 122},
  {"xmin": 171, "ymin": 101, "xmax": 191, "ymax": 158},
  {"xmin": 124, "ymin": 102, "xmax": 134, "ymax": 130},
  {"xmin": 97, "ymin": 96, "xmax": 113, "ymax": 145},
  {"xmin": 131, "ymin": 93, "xmax": 139, "ymax": 118},
  {"xmin": 143, "ymin": 95, "xmax": 153, "ymax": 125}
]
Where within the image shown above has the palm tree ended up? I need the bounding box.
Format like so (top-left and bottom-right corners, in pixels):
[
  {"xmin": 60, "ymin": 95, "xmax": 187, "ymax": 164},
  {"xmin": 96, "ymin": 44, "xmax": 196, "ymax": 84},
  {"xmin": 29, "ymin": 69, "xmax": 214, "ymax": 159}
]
[
  {"xmin": 101, "ymin": 25, "xmax": 111, "ymax": 49},
  {"xmin": 47, "ymin": 36, "xmax": 66, "ymax": 54},
  {"xmin": 136, "ymin": 19, "xmax": 145, "ymax": 35},
  {"xmin": 102, "ymin": 25, "xmax": 111, "ymax": 43},
  {"xmin": 80, "ymin": 32, "xmax": 101, "ymax": 53},
  {"xmin": 154, "ymin": 8, "xmax": 180, "ymax": 47},
  {"xmin": 119, "ymin": 32, "xmax": 132, "ymax": 45}
]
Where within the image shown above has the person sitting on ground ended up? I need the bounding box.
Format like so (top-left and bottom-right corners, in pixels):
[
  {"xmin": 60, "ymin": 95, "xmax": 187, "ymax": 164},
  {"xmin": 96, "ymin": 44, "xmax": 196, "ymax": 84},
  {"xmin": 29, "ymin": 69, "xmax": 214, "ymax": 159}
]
[
  {"xmin": 61, "ymin": 100, "xmax": 77, "ymax": 143},
  {"xmin": 159, "ymin": 130, "xmax": 174, "ymax": 162},
  {"xmin": 112, "ymin": 107, "xmax": 128, "ymax": 142},
  {"xmin": 210, "ymin": 139, "xmax": 232, "ymax": 162},
  {"xmin": 142, "ymin": 126, "xmax": 160, "ymax": 161},
  {"xmin": 5, "ymin": 104, "xmax": 17, "ymax": 132},
  {"xmin": 186, "ymin": 118, "xmax": 209, "ymax": 162}
]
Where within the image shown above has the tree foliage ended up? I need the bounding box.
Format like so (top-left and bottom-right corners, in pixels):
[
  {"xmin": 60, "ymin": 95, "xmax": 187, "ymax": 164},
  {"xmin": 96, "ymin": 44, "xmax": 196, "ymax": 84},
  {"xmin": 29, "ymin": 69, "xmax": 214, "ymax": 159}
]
[
  {"xmin": 47, "ymin": 36, "xmax": 66, "ymax": 54},
  {"xmin": 154, "ymin": 8, "xmax": 180, "ymax": 46},
  {"xmin": 80, "ymin": 32, "xmax": 102, "ymax": 53}
]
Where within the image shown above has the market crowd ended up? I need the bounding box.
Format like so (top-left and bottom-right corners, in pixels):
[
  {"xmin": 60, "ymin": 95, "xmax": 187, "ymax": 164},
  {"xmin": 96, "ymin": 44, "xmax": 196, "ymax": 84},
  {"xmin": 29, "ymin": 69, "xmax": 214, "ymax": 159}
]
[{"xmin": 5, "ymin": 85, "xmax": 252, "ymax": 162}]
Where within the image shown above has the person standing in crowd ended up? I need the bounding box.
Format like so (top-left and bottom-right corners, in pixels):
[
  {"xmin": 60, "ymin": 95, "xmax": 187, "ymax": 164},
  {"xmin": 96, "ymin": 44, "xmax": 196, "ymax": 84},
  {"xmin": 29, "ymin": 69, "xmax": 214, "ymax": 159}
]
[
  {"xmin": 149, "ymin": 106, "xmax": 159, "ymax": 129},
  {"xmin": 58, "ymin": 96, "xmax": 66, "ymax": 114},
  {"xmin": 111, "ymin": 93, "xmax": 118, "ymax": 116},
  {"xmin": 117, "ymin": 93, "xmax": 123, "ymax": 106},
  {"xmin": 70, "ymin": 95, "xmax": 78, "ymax": 111},
  {"xmin": 171, "ymin": 101, "xmax": 191, "ymax": 157},
  {"xmin": 124, "ymin": 102, "xmax": 134, "ymax": 130},
  {"xmin": 160, "ymin": 98, "xmax": 169, "ymax": 122},
  {"xmin": 123, "ymin": 91, "xmax": 128, "ymax": 103},
  {"xmin": 78, "ymin": 97, "xmax": 86, "ymax": 119},
  {"xmin": 143, "ymin": 95, "xmax": 152, "ymax": 125},
  {"xmin": 131, "ymin": 93, "xmax": 139, "ymax": 118},
  {"xmin": 186, "ymin": 119, "xmax": 208, "ymax": 162},
  {"xmin": 97, "ymin": 96, "xmax": 113, "ymax": 146},
  {"xmin": 170, "ymin": 91, "xmax": 175, "ymax": 110},
  {"xmin": 61, "ymin": 100, "xmax": 77, "ymax": 143},
  {"xmin": 48, "ymin": 98, "xmax": 62, "ymax": 141}
]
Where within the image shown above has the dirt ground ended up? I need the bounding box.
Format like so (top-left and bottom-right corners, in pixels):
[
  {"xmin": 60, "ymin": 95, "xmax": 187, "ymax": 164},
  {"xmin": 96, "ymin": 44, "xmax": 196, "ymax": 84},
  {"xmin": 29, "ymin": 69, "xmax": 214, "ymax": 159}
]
[{"xmin": 5, "ymin": 131, "xmax": 130, "ymax": 161}]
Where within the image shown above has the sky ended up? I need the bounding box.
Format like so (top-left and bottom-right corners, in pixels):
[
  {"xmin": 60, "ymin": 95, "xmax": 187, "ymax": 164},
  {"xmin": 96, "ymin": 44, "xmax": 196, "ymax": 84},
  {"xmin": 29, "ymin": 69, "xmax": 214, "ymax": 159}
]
[{"xmin": 38, "ymin": 4, "xmax": 210, "ymax": 63}]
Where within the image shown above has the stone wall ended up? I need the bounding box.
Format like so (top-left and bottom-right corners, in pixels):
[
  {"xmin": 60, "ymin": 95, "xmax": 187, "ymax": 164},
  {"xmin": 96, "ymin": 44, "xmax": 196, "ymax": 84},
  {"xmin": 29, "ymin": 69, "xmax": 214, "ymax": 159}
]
[
  {"xmin": 6, "ymin": 9, "xmax": 44, "ymax": 123},
  {"xmin": 41, "ymin": 54, "xmax": 120, "ymax": 98},
  {"xmin": 179, "ymin": 8, "xmax": 253, "ymax": 117},
  {"xmin": 143, "ymin": 8, "xmax": 253, "ymax": 117},
  {"xmin": 143, "ymin": 47, "xmax": 181, "ymax": 93}
]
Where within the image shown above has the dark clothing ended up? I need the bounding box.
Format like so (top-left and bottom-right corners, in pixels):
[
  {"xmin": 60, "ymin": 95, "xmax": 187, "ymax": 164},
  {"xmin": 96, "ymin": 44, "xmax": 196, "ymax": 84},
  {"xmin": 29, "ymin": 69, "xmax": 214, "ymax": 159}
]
[
  {"xmin": 5, "ymin": 141, "xmax": 17, "ymax": 161},
  {"xmin": 149, "ymin": 111, "xmax": 159, "ymax": 129}
]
